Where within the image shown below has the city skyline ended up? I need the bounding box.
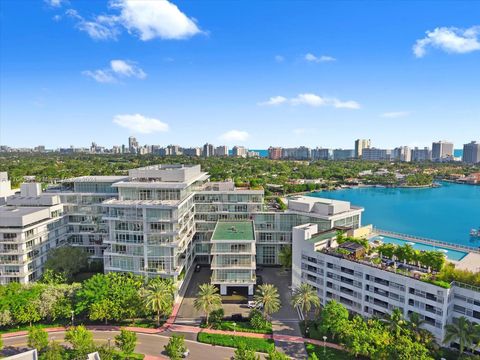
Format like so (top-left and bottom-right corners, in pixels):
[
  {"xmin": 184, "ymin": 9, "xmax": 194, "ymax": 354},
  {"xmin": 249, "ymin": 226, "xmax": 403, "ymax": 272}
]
[{"xmin": 1, "ymin": 1, "xmax": 480, "ymax": 148}]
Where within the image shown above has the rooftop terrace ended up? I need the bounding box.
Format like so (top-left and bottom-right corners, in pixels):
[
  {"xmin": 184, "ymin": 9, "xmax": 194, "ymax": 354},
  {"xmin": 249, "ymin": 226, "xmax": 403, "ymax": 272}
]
[{"xmin": 212, "ymin": 221, "xmax": 255, "ymax": 241}]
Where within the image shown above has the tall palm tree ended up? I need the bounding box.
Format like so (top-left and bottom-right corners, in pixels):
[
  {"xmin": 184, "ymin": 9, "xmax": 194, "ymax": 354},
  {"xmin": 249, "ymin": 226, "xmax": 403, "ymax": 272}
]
[
  {"xmin": 143, "ymin": 280, "xmax": 174, "ymax": 327},
  {"xmin": 383, "ymin": 308, "xmax": 406, "ymax": 338},
  {"xmin": 254, "ymin": 284, "xmax": 281, "ymax": 319},
  {"xmin": 407, "ymin": 312, "xmax": 425, "ymax": 340},
  {"xmin": 194, "ymin": 283, "xmax": 222, "ymax": 326},
  {"xmin": 278, "ymin": 246, "xmax": 292, "ymax": 270},
  {"xmin": 443, "ymin": 316, "xmax": 476, "ymax": 354},
  {"xmin": 290, "ymin": 283, "xmax": 320, "ymax": 322}
]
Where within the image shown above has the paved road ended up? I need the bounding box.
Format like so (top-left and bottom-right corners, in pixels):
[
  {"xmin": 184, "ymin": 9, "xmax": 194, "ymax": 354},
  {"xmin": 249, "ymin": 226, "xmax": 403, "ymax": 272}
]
[{"xmin": 2, "ymin": 330, "xmax": 237, "ymax": 360}]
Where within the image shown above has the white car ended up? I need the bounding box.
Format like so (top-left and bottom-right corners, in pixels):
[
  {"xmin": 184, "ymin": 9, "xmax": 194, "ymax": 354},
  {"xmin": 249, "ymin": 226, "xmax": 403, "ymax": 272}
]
[{"xmin": 247, "ymin": 301, "xmax": 263, "ymax": 309}]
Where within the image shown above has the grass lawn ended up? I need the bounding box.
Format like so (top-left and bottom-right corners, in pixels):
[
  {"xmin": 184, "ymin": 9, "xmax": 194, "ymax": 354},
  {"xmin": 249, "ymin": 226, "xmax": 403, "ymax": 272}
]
[
  {"xmin": 197, "ymin": 332, "xmax": 274, "ymax": 353},
  {"xmin": 204, "ymin": 321, "xmax": 272, "ymax": 334},
  {"xmin": 305, "ymin": 343, "xmax": 354, "ymax": 360}
]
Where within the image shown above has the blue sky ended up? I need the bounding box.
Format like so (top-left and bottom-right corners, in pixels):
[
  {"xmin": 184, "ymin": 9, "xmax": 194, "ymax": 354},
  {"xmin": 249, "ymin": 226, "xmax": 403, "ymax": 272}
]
[{"xmin": 1, "ymin": 0, "xmax": 479, "ymax": 149}]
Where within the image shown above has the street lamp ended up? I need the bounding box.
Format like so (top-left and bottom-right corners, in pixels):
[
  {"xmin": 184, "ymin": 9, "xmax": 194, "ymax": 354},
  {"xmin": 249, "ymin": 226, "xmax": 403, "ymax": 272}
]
[
  {"xmin": 232, "ymin": 322, "xmax": 236, "ymax": 334},
  {"xmin": 71, "ymin": 310, "xmax": 75, "ymax": 326},
  {"xmin": 323, "ymin": 336, "xmax": 327, "ymax": 355}
]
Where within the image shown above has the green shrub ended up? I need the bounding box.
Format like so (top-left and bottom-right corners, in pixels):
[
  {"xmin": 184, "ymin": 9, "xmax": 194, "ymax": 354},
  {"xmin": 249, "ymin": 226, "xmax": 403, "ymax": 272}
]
[
  {"xmin": 209, "ymin": 308, "xmax": 225, "ymax": 326},
  {"xmin": 197, "ymin": 332, "xmax": 274, "ymax": 353},
  {"xmin": 249, "ymin": 309, "xmax": 267, "ymax": 330}
]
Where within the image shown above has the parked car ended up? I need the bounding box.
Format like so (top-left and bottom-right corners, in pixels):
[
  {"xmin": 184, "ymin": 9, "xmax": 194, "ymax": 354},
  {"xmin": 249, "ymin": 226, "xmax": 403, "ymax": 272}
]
[
  {"xmin": 231, "ymin": 313, "xmax": 243, "ymax": 322},
  {"xmin": 194, "ymin": 264, "xmax": 201, "ymax": 272},
  {"xmin": 247, "ymin": 301, "xmax": 263, "ymax": 309},
  {"xmin": 256, "ymin": 275, "xmax": 264, "ymax": 285}
]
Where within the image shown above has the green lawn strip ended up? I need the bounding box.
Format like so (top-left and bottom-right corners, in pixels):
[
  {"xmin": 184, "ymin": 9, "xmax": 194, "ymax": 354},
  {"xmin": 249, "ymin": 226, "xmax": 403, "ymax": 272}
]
[
  {"xmin": 305, "ymin": 343, "xmax": 354, "ymax": 360},
  {"xmin": 197, "ymin": 332, "xmax": 274, "ymax": 353},
  {"xmin": 202, "ymin": 321, "xmax": 272, "ymax": 334},
  {"xmin": 63, "ymin": 349, "xmax": 144, "ymax": 359}
]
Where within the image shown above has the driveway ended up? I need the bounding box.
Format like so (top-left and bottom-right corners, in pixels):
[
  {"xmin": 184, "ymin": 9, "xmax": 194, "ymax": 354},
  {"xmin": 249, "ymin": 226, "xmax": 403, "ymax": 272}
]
[
  {"xmin": 175, "ymin": 267, "xmax": 250, "ymax": 325},
  {"xmin": 1, "ymin": 330, "xmax": 237, "ymax": 360}
]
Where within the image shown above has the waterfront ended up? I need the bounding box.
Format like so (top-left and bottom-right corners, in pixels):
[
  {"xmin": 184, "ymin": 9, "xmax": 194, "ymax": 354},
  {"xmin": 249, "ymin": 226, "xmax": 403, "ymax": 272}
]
[{"xmin": 309, "ymin": 181, "xmax": 480, "ymax": 248}]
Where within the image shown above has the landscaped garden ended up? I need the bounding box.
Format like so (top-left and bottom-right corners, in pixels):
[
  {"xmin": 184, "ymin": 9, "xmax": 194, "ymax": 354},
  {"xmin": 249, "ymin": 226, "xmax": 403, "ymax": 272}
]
[{"xmin": 197, "ymin": 332, "xmax": 274, "ymax": 353}]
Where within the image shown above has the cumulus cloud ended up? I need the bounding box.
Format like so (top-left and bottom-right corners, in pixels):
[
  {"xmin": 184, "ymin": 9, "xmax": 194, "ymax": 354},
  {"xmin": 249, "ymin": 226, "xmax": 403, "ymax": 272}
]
[
  {"xmin": 219, "ymin": 130, "xmax": 250, "ymax": 142},
  {"xmin": 381, "ymin": 111, "xmax": 411, "ymax": 118},
  {"xmin": 45, "ymin": 0, "xmax": 65, "ymax": 7},
  {"xmin": 111, "ymin": 0, "xmax": 202, "ymax": 40},
  {"xmin": 305, "ymin": 53, "xmax": 336, "ymax": 63},
  {"xmin": 113, "ymin": 114, "xmax": 169, "ymax": 134},
  {"xmin": 83, "ymin": 60, "xmax": 146, "ymax": 83},
  {"xmin": 82, "ymin": 70, "xmax": 117, "ymax": 83},
  {"xmin": 274, "ymin": 55, "xmax": 285, "ymax": 63},
  {"xmin": 258, "ymin": 96, "xmax": 287, "ymax": 106},
  {"xmin": 260, "ymin": 93, "xmax": 360, "ymax": 109},
  {"xmin": 110, "ymin": 60, "xmax": 146, "ymax": 79},
  {"xmin": 63, "ymin": 0, "xmax": 202, "ymax": 41},
  {"xmin": 413, "ymin": 26, "xmax": 480, "ymax": 57}
]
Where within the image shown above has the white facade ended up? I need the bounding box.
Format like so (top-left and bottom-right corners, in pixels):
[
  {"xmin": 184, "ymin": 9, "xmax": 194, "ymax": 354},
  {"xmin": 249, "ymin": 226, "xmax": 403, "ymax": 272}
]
[{"xmin": 292, "ymin": 223, "xmax": 480, "ymax": 344}]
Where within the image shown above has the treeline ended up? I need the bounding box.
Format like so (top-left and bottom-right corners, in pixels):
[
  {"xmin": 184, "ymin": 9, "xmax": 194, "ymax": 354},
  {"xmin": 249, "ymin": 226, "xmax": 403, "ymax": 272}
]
[
  {"xmin": 1, "ymin": 153, "xmax": 477, "ymax": 190},
  {"xmin": 0, "ymin": 272, "xmax": 174, "ymax": 329}
]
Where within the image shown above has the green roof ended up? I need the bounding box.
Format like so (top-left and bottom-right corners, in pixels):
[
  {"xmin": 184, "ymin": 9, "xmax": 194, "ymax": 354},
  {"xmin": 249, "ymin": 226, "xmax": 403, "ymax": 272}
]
[
  {"xmin": 212, "ymin": 221, "xmax": 255, "ymax": 241},
  {"xmin": 307, "ymin": 229, "xmax": 338, "ymax": 244}
]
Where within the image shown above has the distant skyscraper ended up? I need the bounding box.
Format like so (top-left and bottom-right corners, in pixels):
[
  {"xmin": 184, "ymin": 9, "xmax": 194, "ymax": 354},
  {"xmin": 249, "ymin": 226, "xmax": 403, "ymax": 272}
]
[
  {"xmin": 362, "ymin": 148, "xmax": 391, "ymax": 161},
  {"xmin": 128, "ymin": 136, "xmax": 138, "ymax": 154},
  {"xmin": 411, "ymin": 147, "xmax": 432, "ymax": 162},
  {"xmin": 332, "ymin": 149, "xmax": 355, "ymax": 160},
  {"xmin": 268, "ymin": 147, "xmax": 283, "ymax": 160},
  {"xmin": 232, "ymin": 146, "xmax": 248, "ymax": 157},
  {"xmin": 393, "ymin": 146, "xmax": 411, "ymax": 162},
  {"xmin": 202, "ymin": 143, "xmax": 214, "ymax": 157},
  {"xmin": 432, "ymin": 141, "xmax": 454, "ymax": 161},
  {"xmin": 214, "ymin": 146, "xmax": 229, "ymax": 157},
  {"xmin": 183, "ymin": 147, "xmax": 201, "ymax": 157},
  {"xmin": 355, "ymin": 139, "xmax": 371, "ymax": 158},
  {"xmin": 462, "ymin": 141, "xmax": 480, "ymax": 164},
  {"xmin": 311, "ymin": 148, "xmax": 332, "ymax": 160}
]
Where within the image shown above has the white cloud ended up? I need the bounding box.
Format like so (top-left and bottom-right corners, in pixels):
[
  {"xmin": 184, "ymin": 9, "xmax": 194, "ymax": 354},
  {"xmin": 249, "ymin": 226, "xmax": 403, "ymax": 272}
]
[
  {"xmin": 305, "ymin": 53, "xmax": 336, "ymax": 63},
  {"xmin": 381, "ymin": 111, "xmax": 411, "ymax": 118},
  {"xmin": 274, "ymin": 55, "xmax": 285, "ymax": 63},
  {"xmin": 83, "ymin": 60, "xmax": 146, "ymax": 83},
  {"xmin": 45, "ymin": 0, "xmax": 64, "ymax": 7},
  {"xmin": 82, "ymin": 70, "xmax": 117, "ymax": 83},
  {"xmin": 110, "ymin": 60, "xmax": 146, "ymax": 79},
  {"xmin": 63, "ymin": 0, "xmax": 201, "ymax": 41},
  {"xmin": 113, "ymin": 114, "xmax": 169, "ymax": 134},
  {"xmin": 291, "ymin": 93, "xmax": 326, "ymax": 107},
  {"xmin": 219, "ymin": 130, "xmax": 250, "ymax": 142},
  {"xmin": 413, "ymin": 26, "xmax": 480, "ymax": 57},
  {"xmin": 258, "ymin": 96, "xmax": 287, "ymax": 106},
  {"xmin": 259, "ymin": 93, "xmax": 360, "ymax": 110},
  {"xmin": 111, "ymin": 0, "xmax": 202, "ymax": 40}
]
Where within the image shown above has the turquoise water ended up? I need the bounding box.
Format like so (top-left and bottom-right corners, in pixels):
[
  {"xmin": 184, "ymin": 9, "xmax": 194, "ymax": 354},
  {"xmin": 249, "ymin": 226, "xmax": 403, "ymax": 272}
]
[
  {"xmin": 309, "ymin": 182, "xmax": 480, "ymax": 248},
  {"xmin": 370, "ymin": 235, "xmax": 467, "ymax": 261}
]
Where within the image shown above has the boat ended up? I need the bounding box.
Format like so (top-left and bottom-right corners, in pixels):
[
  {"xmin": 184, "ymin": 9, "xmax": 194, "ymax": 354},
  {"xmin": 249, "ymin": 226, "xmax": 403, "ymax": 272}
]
[{"xmin": 470, "ymin": 228, "xmax": 480, "ymax": 238}]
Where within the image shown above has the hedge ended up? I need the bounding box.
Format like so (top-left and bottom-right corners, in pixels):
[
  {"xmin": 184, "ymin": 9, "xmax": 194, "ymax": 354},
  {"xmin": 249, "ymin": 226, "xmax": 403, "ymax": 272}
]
[{"xmin": 197, "ymin": 332, "xmax": 275, "ymax": 353}]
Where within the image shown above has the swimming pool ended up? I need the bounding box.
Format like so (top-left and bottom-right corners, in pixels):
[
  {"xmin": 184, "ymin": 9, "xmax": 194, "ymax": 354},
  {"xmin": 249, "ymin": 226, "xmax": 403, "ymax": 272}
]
[{"xmin": 370, "ymin": 235, "xmax": 468, "ymax": 261}]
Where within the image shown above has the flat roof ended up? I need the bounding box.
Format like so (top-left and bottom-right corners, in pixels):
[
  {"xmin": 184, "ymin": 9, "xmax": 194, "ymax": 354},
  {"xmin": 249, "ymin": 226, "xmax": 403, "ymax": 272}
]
[
  {"xmin": 212, "ymin": 221, "xmax": 255, "ymax": 241},
  {"xmin": 307, "ymin": 229, "xmax": 338, "ymax": 243},
  {"xmin": 62, "ymin": 176, "xmax": 128, "ymax": 183}
]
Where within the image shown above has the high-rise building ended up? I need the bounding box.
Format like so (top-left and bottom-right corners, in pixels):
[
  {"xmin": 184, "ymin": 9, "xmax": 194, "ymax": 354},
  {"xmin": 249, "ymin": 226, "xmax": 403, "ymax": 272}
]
[
  {"xmin": 282, "ymin": 147, "xmax": 311, "ymax": 160},
  {"xmin": 332, "ymin": 149, "xmax": 355, "ymax": 160},
  {"xmin": 214, "ymin": 146, "xmax": 229, "ymax": 157},
  {"xmin": 268, "ymin": 147, "xmax": 283, "ymax": 160},
  {"xmin": 355, "ymin": 139, "xmax": 371, "ymax": 158},
  {"xmin": 0, "ymin": 183, "xmax": 67, "ymax": 284},
  {"xmin": 392, "ymin": 146, "xmax": 411, "ymax": 162},
  {"xmin": 183, "ymin": 147, "xmax": 201, "ymax": 157},
  {"xmin": 232, "ymin": 146, "xmax": 248, "ymax": 157},
  {"xmin": 432, "ymin": 141, "xmax": 454, "ymax": 161},
  {"xmin": 128, "ymin": 136, "xmax": 138, "ymax": 154},
  {"xmin": 411, "ymin": 147, "xmax": 432, "ymax": 162},
  {"xmin": 312, "ymin": 148, "xmax": 332, "ymax": 160},
  {"xmin": 202, "ymin": 143, "xmax": 214, "ymax": 157},
  {"xmin": 362, "ymin": 148, "xmax": 391, "ymax": 161},
  {"xmin": 462, "ymin": 141, "xmax": 480, "ymax": 164}
]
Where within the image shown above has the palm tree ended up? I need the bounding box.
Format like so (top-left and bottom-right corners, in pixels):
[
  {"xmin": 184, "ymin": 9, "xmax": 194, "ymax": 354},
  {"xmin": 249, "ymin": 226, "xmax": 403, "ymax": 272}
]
[
  {"xmin": 290, "ymin": 283, "xmax": 320, "ymax": 322},
  {"xmin": 254, "ymin": 284, "xmax": 281, "ymax": 319},
  {"xmin": 407, "ymin": 312, "xmax": 425, "ymax": 341},
  {"xmin": 443, "ymin": 316, "xmax": 476, "ymax": 354},
  {"xmin": 278, "ymin": 246, "xmax": 292, "ymax": 270},
  {"xmin": 194, "ymin": 283, "xmax": 222, "ymax": 326},
  {"xmin": 143, "ymin": 280, "xmax": 174, "ymax": 327},
  {"xmin": 383, "ymin": 308, "xmax": 406, "ymax": 338}
]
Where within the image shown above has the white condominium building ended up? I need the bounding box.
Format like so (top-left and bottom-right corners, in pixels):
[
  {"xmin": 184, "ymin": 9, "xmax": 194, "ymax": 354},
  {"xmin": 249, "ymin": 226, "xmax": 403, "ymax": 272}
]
[
  {"xmin": 292, "ymin": 222, "xmax": 480, "ymax": 343},
  {"xmin": 0, "ymin": 183, "xmax": 67, "ymax": 284}
]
